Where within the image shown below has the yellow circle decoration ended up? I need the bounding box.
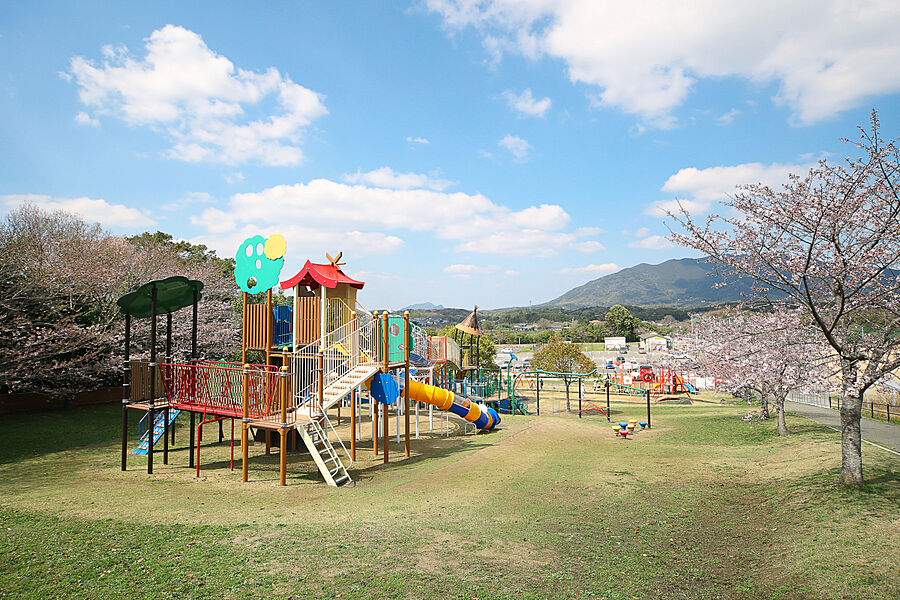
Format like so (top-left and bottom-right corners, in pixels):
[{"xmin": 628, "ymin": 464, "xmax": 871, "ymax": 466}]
[{"xmin": 264, "ymin": 233, "xmax": 287, "ymax": 260}]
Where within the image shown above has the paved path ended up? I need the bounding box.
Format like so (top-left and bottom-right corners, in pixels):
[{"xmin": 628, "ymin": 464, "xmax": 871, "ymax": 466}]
[{"xmin": 786, "ymin": 401, "xmax": 900, "ymax": 455}]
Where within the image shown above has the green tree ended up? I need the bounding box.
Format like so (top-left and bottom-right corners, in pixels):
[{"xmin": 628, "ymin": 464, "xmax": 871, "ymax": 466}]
[
  {"xmin": 532, "ymin": 335, "xmax": 595, "ymax": 410},
  {"xmin": 605, "ymin": 304, "xmax": 637, "ymax": 341}
]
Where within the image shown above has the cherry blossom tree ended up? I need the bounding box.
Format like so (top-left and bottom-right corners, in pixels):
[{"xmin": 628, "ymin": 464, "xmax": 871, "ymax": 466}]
[
  {"xmin": 686, "ymin": 306, "xmax": 832, "ymax": 436},
  {"xmin": 0, "ymin": 205, "xmax": 239, "ymax": 405},
  {"xmin": 670, "ymin": 112, "xmax": 900, "ymax": 485}
]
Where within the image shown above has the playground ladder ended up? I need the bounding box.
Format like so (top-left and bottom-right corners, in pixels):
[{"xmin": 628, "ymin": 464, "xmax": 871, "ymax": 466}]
[
  {"xmin": 133, "ymin": 409, "xmax": 181, "ymax": 455},
  {"xmin": 298, "ymin": 419, "xmax": 352, "ymax": 487}
]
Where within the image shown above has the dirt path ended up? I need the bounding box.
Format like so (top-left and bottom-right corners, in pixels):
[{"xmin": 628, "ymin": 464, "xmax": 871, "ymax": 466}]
[{"xmin": 786, "ymin": 400, "xmax": 900, "ymax": 454}]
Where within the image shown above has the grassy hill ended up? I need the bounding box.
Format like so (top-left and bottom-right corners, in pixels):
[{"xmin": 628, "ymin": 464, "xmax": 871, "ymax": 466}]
[{"xmin": 545, "ymin": 257, "xmax": 760, "ymax": 308}]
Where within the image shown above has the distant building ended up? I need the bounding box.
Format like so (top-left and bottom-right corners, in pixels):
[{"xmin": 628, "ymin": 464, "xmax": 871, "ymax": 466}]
[
  {"xmin": 604, "ymin": 336, "xmax": 627, "ymax": 351},
  {"xmin": 640, "ymin": 333, "xmax": 672, "ymax": 351},
  {"xmin": 513, "ymin": 323, "xmax": 537, "ymax": 331}
]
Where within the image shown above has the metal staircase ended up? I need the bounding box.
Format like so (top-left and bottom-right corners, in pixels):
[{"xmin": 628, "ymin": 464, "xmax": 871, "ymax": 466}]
[
  {"xmin": 133, "ymin": 409, "xmax": 181, "ymax": 455},
  {"xmin": 298, "ymin": 418, "xmax": 352, "ymax": 487}
]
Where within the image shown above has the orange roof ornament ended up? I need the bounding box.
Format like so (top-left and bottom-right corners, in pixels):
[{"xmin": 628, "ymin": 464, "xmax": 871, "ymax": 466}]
[{"xmin": 325, "ymin": 251, "xmax": 346, "ymax": 268}]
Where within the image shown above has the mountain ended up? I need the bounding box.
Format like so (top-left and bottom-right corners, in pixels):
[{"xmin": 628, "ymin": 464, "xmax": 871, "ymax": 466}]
[
  {"xmin": 402, "ymin": 302, "xmax": 445, "ymax": 310},
  {"xmin": 545, "ymin": 258, "xmax": 759, "ymax": 308}
]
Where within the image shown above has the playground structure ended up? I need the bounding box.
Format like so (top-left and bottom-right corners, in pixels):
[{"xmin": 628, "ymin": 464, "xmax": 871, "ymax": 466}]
[
  {"xmin": 500, "ymin": 366, "xmax": 653, "ymax": 428},
  {"xmin": 119, "ymin": 239, "xmax": 500, "ymax": 487},
  {"xmin": 599, "ymin": 365, "xmax": 698, "ymax": 402}
]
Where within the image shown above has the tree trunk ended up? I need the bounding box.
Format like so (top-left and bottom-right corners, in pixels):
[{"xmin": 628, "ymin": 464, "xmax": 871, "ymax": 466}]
[
  {"xmin": 839, "ymin": 392, "xmax": 864, "ymax": 485},
  {"xmin": 565, "ymin": 380, "xmax": 571, "ymax": 411},
  {"xmin": 760, "ymin": 393, "xmax": 770, "ymax": 420},
  {"xmin": 775, "ymin": 395, "xmax": 788, "ymax": 436}
]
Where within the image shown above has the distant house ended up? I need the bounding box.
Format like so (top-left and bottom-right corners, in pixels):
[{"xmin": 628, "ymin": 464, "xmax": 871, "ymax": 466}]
[
  {"xmin": 604, "ymin": 336, "xmax": 627, "ymax": 351},
  {"xmin": 513, "ymin": 323, "xmax": 537, "ymax": 331},
  {"xmin": 640, "ymin": 333, "xmax": 672, "ymax": 351}
]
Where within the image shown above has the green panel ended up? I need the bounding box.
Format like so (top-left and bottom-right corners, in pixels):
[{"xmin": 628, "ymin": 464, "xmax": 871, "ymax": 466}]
[
  {"xmin": 386, "ymin": 316, "xmax": 414, "ymax": 363},
  {"xmin": 116, "ymin": 276, "xmax": 204, "ymax": 318}
]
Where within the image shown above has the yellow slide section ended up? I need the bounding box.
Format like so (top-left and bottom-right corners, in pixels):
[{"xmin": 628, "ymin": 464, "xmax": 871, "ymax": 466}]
[
  {"xmin": 406, "ymin": 380, "xmax": 498, "ymax": 430},
  {"xmin": 407, "ymin": 380, "xmax": 454, "ymax": 411}
]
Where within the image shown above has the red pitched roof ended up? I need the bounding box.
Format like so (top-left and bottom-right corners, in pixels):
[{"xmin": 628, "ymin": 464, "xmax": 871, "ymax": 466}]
[{"xmin": 280, "ymin": 261, "xmax": 365, "ymax": 290}]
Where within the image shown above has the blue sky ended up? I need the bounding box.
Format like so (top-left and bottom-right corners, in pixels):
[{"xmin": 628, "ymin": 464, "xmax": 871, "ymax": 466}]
[{"xmin": 2, "ymin": 1, "xmax": 899, "ymax": 309}]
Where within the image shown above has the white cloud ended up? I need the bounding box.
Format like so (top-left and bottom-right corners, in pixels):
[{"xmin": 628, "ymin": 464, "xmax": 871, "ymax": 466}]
[
  {"xmin": 188, "ymin": 176, "xmax": 589, "ymax": 258},
  {"xmin": 442, "ymin": 264, "xmax": 500, "ymax": 280},
  {"xmin": 67, "ymin": 25, "xmax": 327, "ymax": 166},
  {"xmin": 406, "ymin": 136, "xmax": 430, "ymax": 144},
  {"xmin": 499, "ymin": 134, "xmax": 531, "ymax": 160},
  {"xmin": 633, "ymin": 227, "xmax": 651, "ymax": 238},
  {"xmin": 716, "ymin": 108, "xmax": 741, "ymax": 125},
  {"xmin": 75, "ymin": 111, "xmax": 100, "ymax": 126},
  {"xmin": 225, "ymin": 172, "xmax": 245, "ymax": 184},
  {"xmin": 646, "ymin": 160, "xmax": 813, "ymax": 216},
  {"xmin": 572, "ymin": 240, "xmax": 605, "ymax": 253},
  {"xmin": 629, "ymin": 235, "xmax": 674, "ymax": 250},
  {"xmin": 343, "ymin": 167, "xmax": 455, "ymax": 191},
  {"xmin": 162, "ymin": 191, "xmax": 215, "ymax": 211},
  {"xmin": 427, "ymin": 0, "xmax": 900, "ymax": 126},
  {"xmin": 1, "ymin": 194, "xmax": 154, "ymax": 229},
  {"xmin": 503, "ymin": 88, "xmax": 552, "ymax": 117},
  {"xmin": 560, "ymin": 263, "xmax": 621, "ymax": 275}
]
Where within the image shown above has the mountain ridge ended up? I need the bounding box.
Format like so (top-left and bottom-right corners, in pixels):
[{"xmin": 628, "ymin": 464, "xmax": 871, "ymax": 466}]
[{"xmin": 542, "ymin": 257, "xmax": 757, "ymax": 308}]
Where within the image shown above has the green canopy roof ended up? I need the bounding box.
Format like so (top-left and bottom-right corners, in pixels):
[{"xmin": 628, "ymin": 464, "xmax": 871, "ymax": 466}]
[{"xmin": 116, "ymin": 276, "xmax": 204, "ymax": 318}]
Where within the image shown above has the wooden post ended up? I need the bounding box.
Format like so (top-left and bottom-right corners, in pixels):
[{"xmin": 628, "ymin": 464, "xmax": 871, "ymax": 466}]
[
  {"xmin": 241, "ymin": 292, "xmax": 248, "ymax": 365},
  {"xmin": 350, "ymin": 310, "xmax": 358, "ymax": 461},
  {"xmin": 351, "ymin": 388, "xmax": 357, "ymax": 462},
  {"xmin": 280, "ymin": 366, "xmax": 289, "ymax": 486},
  {"xmin": 241, "ymin": 363, "xmax": 250, "ymax": 482},
  {"xmin": 147, "ymin": 284, "xmax": 158, "ymax": 475},
  {"xmin": 121, "ymin": 313, "xmax": 131, "ymax": 471},
  {"xmin": 404, "ymin": 311, "xmax": 411, "ymax": 458}
]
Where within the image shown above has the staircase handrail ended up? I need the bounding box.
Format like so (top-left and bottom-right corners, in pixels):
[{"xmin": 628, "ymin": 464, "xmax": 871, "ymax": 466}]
[{"xmin": 320, "ymin": 415, "xmax": 353, "ymax": 468}]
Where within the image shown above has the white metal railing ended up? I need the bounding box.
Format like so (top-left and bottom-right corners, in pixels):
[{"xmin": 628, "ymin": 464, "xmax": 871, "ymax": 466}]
[
  {"xmin": 411, "ymin": 324, "xmax": 430, "ymax": 363},
  {"xmin": 291, "ymin": 317, "xmax": 379, "ymax": 413},
  {"xmin": 321, "ymin": 414, "xmax": 353, "ymax": 467}
]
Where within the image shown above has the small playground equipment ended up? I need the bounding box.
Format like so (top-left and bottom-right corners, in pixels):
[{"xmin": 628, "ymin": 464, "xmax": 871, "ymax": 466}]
[
  {"xmin": 612, "ymin": 419, "xmax": 648, "ymax": 438},
  {"xmin": 119, "ymin": 237, "xmax": 501, "ymax": 488}
]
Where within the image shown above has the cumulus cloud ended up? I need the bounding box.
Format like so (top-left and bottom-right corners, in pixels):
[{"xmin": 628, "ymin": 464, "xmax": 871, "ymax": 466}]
[
  {"xmin": 560, "ymin": 263, "xmax": 621, "ymax": 275},
  {"xmin": 1, "ymin": 194, "xmax": 154, "ymax": 229},
  {"xmin": 427, "ymin": 0, "xmax": 900, "ymax": 126},
  {"xmin": 572, "ymin": 240, "xmax": 606, "ymax": 253},
  {"xmin": 499, "ymin": 134, "xmax": 531, "ymax": 159},
  {"xmin": 188, "ymin": 176, "xmax": 596, "ymax": 259},
  {"xmin": 343, "ymin": 167, "xmax": 455, "ymax": 191},
  {"xmin": 67, "ymin": 25, "xmax": 327, "ymax": 166},
  {"xmin": 633, "ymin": 227, "xmax": 651, "ymax": 238},
  {"xmin": 646, "ymin": 160, "xmax": 813, "ymax": 216},
  {"xmin": 75, "ymin": 111, "xmax": 100, "ymax": 126},
  {"xmin": 629, "ymin": 235, "xmax": 674, "ymax": 250},
  {"xmin": 503, "ymin": 88, "xmax": 552, "ymax": 117}
]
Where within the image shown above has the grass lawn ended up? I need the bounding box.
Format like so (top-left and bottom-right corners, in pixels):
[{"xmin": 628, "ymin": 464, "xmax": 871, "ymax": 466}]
[{"xmin": 1, "ymin": 397, "xmax": 897, "ymax": 599}]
